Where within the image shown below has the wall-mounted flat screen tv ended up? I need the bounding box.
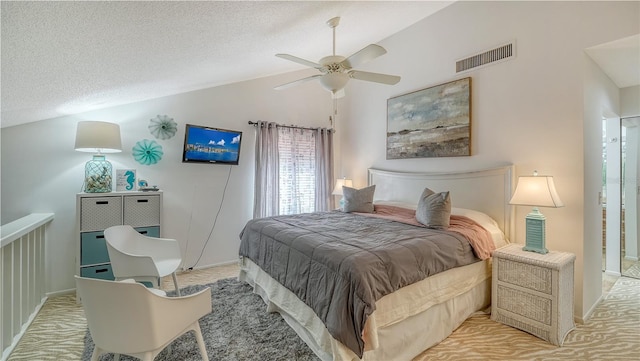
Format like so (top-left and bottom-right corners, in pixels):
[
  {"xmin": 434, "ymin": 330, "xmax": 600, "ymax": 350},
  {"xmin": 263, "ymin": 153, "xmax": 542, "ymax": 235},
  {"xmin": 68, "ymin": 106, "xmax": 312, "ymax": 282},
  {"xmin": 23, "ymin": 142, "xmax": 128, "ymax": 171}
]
[{"xmin": 182, "ymin": 124, "xmax": 242, "ymax": 165}]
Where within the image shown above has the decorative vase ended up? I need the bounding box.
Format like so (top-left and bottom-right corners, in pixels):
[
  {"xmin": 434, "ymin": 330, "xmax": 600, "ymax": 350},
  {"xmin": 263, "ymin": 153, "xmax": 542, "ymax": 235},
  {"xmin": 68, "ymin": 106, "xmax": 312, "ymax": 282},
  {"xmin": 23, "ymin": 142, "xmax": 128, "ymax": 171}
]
[{"xmin": 85, "ymin": 155, "xmax": 113, "ymax": 193}]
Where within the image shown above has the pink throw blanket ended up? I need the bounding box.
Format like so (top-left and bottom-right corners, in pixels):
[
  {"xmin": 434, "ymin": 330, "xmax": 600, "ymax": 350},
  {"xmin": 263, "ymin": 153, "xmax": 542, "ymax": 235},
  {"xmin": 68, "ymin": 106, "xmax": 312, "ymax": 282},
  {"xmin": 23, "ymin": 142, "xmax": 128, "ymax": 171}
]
[{"xmin": 357, "ymin": 204, "xmax": 496, "ymax": 260}]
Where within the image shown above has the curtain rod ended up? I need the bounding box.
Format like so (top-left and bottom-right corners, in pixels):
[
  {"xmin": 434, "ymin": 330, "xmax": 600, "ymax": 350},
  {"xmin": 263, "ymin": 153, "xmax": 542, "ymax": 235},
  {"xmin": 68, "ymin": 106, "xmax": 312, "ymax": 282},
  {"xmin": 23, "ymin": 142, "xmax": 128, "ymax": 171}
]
[{"xmin": 247, "ymin": 121, "xmax": 334, "ymax": 132}]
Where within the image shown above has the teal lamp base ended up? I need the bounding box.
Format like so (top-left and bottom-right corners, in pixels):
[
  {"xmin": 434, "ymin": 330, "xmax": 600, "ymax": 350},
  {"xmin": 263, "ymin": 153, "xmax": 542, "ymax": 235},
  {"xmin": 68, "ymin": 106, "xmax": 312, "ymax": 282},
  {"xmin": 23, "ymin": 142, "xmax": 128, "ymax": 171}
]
[
  {"xmin": 84, "ymin": 154, "xmax": 113, "ymax": 193},
  {"xmin": 522, "ymin": 207, "xmax": 548, "ymax": 254}
]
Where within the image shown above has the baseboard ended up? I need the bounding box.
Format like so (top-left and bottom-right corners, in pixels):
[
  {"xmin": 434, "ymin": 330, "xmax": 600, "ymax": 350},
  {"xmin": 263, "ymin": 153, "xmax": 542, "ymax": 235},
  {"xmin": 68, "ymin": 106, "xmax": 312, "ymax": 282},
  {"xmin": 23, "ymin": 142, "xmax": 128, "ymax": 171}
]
[
  {"xmin": 179, "ymin": 259, "xmax": 238, "ymax": 273},
  {"xmin": 604, "ymin": 270, "xmax": 621, "ymax": 277},
  {"xmin": 46, "ymin": 288, "xmax": 76, "ymax": 298},
  {"xmin": 623, "ymin": 255, "xmax": 639, "ymax": 262},
  {"xmin": 0, "ymin": 296, "xmax": 47, "ymax": 361},
  {"xmin": 576, "ymin": 294, "xmax": 603, "ymax": 324}
]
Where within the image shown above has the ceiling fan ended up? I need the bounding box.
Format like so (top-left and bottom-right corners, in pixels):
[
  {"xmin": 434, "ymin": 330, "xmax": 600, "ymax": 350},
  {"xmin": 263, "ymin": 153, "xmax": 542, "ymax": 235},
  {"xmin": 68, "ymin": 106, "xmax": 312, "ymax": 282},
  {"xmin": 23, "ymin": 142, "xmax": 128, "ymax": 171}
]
[{"xmin": 274, "ymin": 17, "xmax": 401, "ymax": 99}]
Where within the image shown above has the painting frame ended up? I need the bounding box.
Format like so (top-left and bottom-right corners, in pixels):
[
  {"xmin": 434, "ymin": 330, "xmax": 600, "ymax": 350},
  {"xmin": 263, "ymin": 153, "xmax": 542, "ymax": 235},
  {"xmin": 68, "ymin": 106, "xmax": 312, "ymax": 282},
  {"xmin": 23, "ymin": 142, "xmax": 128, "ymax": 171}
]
[{"xmin": 386, "ymin": 77, "xmax": 472, "ymax": 159}]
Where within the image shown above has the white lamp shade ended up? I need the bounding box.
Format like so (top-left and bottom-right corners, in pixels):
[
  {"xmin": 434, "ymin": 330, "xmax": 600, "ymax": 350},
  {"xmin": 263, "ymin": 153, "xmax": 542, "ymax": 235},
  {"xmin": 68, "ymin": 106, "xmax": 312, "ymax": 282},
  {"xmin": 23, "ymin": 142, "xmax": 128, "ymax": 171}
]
[
  {"xmin": 332, "ymin": 178, "xmax": 353, "ymax": 196},
  {"xmin": 74, "ymin": 121, "xmax": 122, "ymax": 153},
  {"xmin": 509, "ymin": 175, "xmax": 564, "ymax": 208}
]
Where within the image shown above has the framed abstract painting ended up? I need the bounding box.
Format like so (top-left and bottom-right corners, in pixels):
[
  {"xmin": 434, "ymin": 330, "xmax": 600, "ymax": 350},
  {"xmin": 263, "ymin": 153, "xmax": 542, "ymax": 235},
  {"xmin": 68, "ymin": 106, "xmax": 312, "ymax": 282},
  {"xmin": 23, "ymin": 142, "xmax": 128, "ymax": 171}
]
[{"xmin": 387, "ymin": 77, "xmax": 471, "ymax": 159}]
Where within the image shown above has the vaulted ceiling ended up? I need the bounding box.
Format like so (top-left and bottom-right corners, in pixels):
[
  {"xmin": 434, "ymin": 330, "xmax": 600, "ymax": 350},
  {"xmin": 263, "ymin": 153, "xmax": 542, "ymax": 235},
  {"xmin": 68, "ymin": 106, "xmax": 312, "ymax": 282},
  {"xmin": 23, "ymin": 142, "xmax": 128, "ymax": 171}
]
[
  {"xmin": 2, "ymin": 2, "xmax": 637, "ymax": 129},
  {"xmin": 0, "ymin": 1, "xmax": 452, "ymax": 128}
]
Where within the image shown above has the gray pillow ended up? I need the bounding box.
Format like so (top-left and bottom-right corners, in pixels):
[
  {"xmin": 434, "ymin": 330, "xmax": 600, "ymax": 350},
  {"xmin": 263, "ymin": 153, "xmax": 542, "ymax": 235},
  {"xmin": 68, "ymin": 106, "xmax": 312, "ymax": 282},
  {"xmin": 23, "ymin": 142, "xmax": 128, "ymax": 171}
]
[
  {"xmin": 415, "ymin": 187, "xmax": 451, "ymax": 229},
  {"xmin": 342, "ymin": 185, "xmax": 376, "ymax": 213}
]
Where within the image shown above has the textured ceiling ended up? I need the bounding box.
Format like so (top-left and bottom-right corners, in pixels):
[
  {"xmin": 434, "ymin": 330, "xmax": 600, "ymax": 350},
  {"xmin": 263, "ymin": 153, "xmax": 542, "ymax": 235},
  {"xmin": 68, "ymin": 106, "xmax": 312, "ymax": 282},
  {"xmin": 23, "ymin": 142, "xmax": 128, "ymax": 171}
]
[{"xmin": 0, "ymin": 1, "xmax": 454, "ymax": 128}]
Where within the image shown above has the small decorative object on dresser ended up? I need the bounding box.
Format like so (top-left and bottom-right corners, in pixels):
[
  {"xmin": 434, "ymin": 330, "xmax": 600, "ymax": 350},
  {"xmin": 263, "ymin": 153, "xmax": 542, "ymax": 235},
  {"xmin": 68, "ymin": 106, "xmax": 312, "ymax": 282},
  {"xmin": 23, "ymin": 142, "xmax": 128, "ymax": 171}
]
[
  {"xmin": 491, "ymin": 244, "xmax": 576, "ymax": 346},
  {"xmin": 115, "ymin": 169, "xmax": 136, "ymax": 191}
]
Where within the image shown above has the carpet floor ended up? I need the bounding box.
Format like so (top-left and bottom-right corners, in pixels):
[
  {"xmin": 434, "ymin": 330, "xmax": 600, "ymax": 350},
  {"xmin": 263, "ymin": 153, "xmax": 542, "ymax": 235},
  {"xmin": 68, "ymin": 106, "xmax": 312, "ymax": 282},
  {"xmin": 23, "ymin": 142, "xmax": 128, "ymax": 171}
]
[
  {"xmin": 81, "ymin": 279, "xmax": 319, "ymax": 361},
  {"xmin": 7, "ymin": 264, "xmax": 639, "ymax": 361}
]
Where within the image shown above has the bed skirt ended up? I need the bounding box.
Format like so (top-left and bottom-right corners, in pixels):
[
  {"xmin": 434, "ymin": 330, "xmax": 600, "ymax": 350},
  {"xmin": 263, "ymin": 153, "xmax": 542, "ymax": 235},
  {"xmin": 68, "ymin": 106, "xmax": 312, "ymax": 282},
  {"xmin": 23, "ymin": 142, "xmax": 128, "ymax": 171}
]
[{"xmin": 239, "ymin": 257, "xmax": 492, "ymax": 361}]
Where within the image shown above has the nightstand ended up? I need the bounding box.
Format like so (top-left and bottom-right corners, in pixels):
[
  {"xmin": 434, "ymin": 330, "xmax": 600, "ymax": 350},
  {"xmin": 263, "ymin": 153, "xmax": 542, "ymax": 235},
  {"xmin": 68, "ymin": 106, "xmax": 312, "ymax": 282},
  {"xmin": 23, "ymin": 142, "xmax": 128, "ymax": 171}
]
[{"xmin": 491, "ymin": 243, "xmax": 576, "ymax": 346}]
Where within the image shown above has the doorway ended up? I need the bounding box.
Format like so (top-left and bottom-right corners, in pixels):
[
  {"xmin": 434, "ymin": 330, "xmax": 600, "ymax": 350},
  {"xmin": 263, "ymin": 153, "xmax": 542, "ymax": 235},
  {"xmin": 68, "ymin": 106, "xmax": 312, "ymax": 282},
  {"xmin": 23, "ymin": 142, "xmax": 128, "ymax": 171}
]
[
  {"xmin": 621, "ymin": 116, "xmax": 640, "ymax": 278},
  {"xmin": 603, "ymin": 117, "xmax": 621, "ymax": 275},
  {"xmin": 603, "ymin": 116, "xmax": 640, "ymax": 279}
]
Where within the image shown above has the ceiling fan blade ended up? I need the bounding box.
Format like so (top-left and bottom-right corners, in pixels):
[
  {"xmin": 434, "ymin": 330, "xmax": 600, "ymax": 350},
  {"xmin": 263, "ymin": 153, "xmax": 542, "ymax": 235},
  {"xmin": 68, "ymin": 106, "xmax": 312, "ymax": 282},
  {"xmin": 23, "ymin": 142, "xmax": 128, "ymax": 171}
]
[
  {"xmin": 276, "ymin": 54, "xmax": 321, "ymax": 69},
  {"xmin": 274, "ymin": 75, "xmax": 322, "ymax": 90},
  {"xmin": 350, "ymin": 70, "xmax": 400, "ymax": 85},
  {"xmin": 341, "ymin": 44, "xmax": 387, "ymax": 69}
]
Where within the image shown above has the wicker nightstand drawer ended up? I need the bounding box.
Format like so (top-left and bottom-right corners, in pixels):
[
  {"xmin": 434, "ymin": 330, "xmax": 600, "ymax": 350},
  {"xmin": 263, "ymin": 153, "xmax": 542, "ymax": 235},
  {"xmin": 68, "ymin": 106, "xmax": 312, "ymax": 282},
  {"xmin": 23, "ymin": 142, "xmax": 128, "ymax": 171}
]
[
  {"xmin": 497, "ymin": 258, "xmax": 552, "ymax": 294},
  {"xmin": 497, "ymin": 285, "xmax": 552, "ymax": 325},
  {"xmin": 491, "ymin": 244, "xmax": 576, "ymax": 346}
]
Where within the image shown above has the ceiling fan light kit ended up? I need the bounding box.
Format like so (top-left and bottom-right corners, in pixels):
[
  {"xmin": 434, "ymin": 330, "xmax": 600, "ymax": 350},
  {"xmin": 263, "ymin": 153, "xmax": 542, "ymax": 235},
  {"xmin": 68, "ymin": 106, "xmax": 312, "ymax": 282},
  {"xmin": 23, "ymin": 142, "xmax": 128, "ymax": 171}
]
[{"xmin": 274, "ymin": 16, "xmax": 400, "ymax": 98}]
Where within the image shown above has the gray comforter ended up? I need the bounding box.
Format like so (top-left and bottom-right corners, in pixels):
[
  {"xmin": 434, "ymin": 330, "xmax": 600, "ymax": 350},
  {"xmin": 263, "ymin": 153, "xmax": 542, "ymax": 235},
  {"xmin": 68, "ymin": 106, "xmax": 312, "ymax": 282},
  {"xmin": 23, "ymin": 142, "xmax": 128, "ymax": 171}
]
[{"xmin": 238, "ymin": 211, "xmax": 479, "ymax": 357}]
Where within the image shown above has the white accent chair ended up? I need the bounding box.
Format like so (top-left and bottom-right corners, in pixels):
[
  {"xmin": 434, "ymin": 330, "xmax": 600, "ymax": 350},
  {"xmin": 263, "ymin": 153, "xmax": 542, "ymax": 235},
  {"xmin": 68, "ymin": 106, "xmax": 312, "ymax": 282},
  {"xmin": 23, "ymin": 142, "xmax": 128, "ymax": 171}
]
[
  {"xmin": 75, "ymin": 276, "xmax": 211, "ymax": 361},
  {"xmin": 104, "ymin": 225, "xmax": 182, "ymax": 296}
]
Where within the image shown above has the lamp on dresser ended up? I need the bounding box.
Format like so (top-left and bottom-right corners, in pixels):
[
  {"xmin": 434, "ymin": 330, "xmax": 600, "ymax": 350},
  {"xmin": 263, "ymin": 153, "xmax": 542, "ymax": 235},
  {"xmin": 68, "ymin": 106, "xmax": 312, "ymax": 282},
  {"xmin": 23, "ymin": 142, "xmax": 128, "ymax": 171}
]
[
  {"xmin": 509, "ymin": 171, "xmax": 564, "ymax": 254},
  {"xmin": 75, "ymin": 121, "xmax": 122, "ymax": 193},
  {"xmin": 332, "ymin": 177, "xmax": 353, "ymax": 210}
]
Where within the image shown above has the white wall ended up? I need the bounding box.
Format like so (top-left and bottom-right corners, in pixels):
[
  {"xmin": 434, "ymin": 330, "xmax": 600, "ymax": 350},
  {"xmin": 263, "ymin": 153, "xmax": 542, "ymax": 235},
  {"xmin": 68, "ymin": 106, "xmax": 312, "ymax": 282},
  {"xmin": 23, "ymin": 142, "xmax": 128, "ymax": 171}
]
[
  {"xmin": 1, "ymin": 69, "xmax": 331, "ymax": 293},
  {"xmin": 339, "ymin": 1, "xmax": 638, "ymax": 319},
  {"xmin": 621, "ymin": 85, "xmax": 640, "ymax": 117},
  {"xmin": 584, "ymin": 54, "xmax": 622, "ymax": 316},
  {"xmin": 622, "ymin": 118, "xmax": 639, "ymax": 262},
  {"xmin": 605, "ymin": 116, "xmax": 621, "ymax": 275}
]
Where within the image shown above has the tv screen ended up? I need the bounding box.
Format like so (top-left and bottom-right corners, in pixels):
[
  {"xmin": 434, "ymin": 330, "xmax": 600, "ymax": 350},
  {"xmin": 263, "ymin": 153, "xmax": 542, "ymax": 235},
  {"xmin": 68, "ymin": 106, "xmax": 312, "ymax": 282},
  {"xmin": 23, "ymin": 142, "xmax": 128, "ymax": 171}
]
[{"xmin": 182, "ymin": 124, "xmax": 242, "ymax": 165}]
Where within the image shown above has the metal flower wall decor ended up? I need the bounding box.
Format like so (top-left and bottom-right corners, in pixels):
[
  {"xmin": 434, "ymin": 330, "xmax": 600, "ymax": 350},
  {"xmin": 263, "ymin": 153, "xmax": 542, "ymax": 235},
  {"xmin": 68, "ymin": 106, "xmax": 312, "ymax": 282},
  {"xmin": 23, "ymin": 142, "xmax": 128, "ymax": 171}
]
[
  {"xmin": 149, "ymin": 115, "xmax": 178, "ymax": 140},
  {"xmin": 132, "ymin": 139, "xmax": 164, "ymax": 165}
]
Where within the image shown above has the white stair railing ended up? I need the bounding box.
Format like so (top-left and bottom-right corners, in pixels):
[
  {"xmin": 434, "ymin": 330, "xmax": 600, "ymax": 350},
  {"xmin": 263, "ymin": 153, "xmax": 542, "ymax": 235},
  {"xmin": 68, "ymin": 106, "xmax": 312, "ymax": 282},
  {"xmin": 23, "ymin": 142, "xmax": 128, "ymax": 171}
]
[{"xmin": 1, "ymin": 213, "xmax": 54, "ymax": 361}]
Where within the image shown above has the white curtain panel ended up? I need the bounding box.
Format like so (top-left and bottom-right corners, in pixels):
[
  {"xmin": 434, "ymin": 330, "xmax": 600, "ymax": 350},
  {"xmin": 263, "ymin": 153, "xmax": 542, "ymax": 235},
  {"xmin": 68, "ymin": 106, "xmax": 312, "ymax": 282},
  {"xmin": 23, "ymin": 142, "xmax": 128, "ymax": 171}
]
[
  {"xmin": 253, "ymin": 121, "xmax": 279, "ymax": 218},
  {"xmin": 314, "ymin": 128, "xmax": 334, "ymax": 212}
]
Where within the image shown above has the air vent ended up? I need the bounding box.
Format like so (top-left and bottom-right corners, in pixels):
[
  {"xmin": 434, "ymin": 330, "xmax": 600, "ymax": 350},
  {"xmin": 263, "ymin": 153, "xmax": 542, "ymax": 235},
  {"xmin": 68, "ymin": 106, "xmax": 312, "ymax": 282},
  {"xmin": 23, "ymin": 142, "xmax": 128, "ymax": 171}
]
[{"xmin": 456, "ymin": 41, "xmax": 515, "ymax": 73}]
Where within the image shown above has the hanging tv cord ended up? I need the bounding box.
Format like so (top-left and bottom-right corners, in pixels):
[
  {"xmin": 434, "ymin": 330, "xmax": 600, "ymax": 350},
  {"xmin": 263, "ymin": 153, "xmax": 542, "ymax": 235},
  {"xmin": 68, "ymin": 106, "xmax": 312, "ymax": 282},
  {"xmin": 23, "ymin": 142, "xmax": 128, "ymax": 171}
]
[{"xmin": 186, "ymin": 164, "xmax": 233, "ymax": 270}]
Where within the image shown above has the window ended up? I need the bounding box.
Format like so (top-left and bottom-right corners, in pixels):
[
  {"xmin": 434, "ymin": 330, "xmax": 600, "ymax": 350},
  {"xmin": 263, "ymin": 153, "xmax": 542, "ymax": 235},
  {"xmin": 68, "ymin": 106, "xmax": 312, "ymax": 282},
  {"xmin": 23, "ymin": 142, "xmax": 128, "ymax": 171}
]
[
  {"xmin": 278, "ymin": 128, "xmax": 316, "ymax": 215},
  {"xmin": 252, "ymin": 121, "xmax": 333, "ymax": 219}
]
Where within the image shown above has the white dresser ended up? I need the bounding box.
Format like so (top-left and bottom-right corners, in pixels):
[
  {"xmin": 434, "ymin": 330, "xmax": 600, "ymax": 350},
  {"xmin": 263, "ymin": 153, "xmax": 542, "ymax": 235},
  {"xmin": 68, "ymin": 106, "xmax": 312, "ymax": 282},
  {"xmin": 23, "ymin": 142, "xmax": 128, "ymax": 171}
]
[
  {"xmin": 491, "ymin": 243, "xmax": 576, "ymax": 346},
  {"xmin": 76, "ymin": 191, "xmax": 163, "ymax": 281}
]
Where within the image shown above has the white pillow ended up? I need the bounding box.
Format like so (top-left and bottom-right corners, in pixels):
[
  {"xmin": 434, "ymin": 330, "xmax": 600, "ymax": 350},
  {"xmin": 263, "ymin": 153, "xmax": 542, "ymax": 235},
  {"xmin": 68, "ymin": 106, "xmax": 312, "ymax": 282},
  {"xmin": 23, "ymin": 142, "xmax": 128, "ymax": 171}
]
[
  {"xmin": 451, "ymin": 207, "xmax": 508, "ymax": 248},
  {"xmin": 373, "ymin": 200, "xmax": 417, "ymax": 210}
]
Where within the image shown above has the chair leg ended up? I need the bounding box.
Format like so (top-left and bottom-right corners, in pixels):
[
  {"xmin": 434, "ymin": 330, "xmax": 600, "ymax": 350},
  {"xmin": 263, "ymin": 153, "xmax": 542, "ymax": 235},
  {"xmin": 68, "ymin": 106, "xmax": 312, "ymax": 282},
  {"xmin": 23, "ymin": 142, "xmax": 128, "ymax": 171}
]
[
  {"xmin": 90, "ymin": 347, "xmax": 101, "ymax": 361},
  {"xmin": 193, "ymin": 323, "xmax": 209, "ymax": 361},
  {"xmin": 172, "ymin": 272, "xmax": 181, "ymax": 296}
]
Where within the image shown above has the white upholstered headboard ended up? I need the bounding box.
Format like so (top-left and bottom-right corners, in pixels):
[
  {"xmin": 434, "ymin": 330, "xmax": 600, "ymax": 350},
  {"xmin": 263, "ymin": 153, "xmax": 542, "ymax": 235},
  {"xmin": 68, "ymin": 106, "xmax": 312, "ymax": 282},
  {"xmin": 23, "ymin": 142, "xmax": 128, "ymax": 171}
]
[{"xmin": 368, "ymin": 166, "xmax": 515, "ymax": 242}]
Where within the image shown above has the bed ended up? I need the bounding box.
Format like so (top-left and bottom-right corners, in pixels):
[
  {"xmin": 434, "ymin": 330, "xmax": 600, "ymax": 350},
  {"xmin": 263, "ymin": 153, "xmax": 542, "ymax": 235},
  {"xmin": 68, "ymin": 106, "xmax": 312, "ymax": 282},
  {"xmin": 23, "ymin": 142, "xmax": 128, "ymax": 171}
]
[{"xmin": 238, "ymin": 166, "xmax": 515, "ymax": 361}]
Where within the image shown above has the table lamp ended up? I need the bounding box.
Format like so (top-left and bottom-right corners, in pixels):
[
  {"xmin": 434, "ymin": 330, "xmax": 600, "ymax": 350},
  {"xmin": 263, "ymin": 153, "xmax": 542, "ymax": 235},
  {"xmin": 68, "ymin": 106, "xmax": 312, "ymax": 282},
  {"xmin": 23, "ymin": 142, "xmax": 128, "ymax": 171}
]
[
  {"xmin": 332, "ymin": 177, "xmax": 353, "ymax": 210},
  {"xmin": 509, "ymin": 171, "xmax": 564, "ymax": 254},
  {"xmin": 75, "ymin": 121, "xmax": 122, "ymax": 193}
]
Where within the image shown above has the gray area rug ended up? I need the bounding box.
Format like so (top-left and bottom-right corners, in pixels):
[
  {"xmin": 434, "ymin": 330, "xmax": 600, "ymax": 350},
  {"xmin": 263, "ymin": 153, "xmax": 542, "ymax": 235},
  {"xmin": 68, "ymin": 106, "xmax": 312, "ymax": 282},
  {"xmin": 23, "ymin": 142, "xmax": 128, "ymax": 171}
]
[{"xmin": 82, "ymin": 278, "xmax": 320, "ymax": 361}]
